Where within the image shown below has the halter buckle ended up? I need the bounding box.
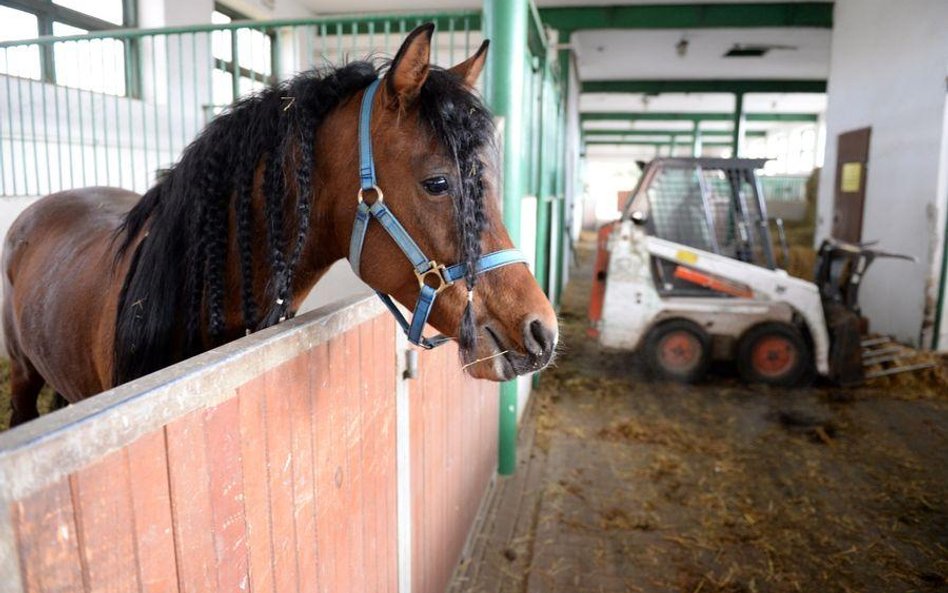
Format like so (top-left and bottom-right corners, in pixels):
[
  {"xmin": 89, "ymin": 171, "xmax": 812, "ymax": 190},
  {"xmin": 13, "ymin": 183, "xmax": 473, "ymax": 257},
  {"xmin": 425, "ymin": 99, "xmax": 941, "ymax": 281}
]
[
  {"xmin": 415, "ymin": 261, "xmax": 454, "ymax": 295},
  {"xmin": 357, "ymin": 185, "xmax": 384, "ymax": 204}
]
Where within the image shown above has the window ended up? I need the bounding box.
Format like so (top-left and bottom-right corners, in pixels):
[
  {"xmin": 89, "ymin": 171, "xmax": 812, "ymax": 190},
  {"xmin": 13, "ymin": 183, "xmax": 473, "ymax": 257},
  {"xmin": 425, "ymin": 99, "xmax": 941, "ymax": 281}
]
[
  {"xmin": 0, "ymin": 0, "xmax": 135, "ymax": 94},
  {"xmin": 211, "ymin": 3, "xmax": 274, "ymax": 107}
]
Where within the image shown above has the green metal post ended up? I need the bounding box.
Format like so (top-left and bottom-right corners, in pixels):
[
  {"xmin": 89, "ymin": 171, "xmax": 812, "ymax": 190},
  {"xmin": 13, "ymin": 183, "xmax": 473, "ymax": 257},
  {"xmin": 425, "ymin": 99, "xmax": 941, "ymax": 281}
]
[
  {"xmin": 732, "ymin": 91, "xmax": 745, "ymax": 157},
  {"xmin": 692, "ymin": 120, "xmax": 702, "ymax": 156},
  {"xmin": 669, "ymin": 134, "xmax": 677, "ymax": 156},
  {"xmin": 554, "ymin": 30, "xmax": 571, "ymax": 308},
  {"xmin": 484, "ymin": 0, "xmax": 529, "ymax": 476},
  {"xmin": 535, "ymin": 63, "xmax": 553, "ymax": 297}
]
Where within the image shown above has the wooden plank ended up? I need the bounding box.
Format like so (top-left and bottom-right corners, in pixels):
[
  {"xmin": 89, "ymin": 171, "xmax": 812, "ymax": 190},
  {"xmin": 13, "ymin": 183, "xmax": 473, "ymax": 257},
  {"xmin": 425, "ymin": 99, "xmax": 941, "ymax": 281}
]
[
  {"xmin": 203, "ymin": 397, "xmax": 249, "ymax": 593},
  {"xmin": 165, "ymin": 409, "xmax": 216, "ymax": 593},
  {"xmin": 288, "ymin": 351, "xmax": 319, "ymax": 593},
  {"xmin": 13, "ymin": 478, "xmax": 84, "ymax": 593},
  {"xmin": 360, "ymin": 319, "xmax": 382, "ymax": 593},
  {"xmin": 312, "ymin": 342, "xmax": 339, "ymax": 593},
  {"xmin": 264, "ymin": 357, "xmax": 302, "ymax": 593},
  {"xmin": 376, "ymin": 317, "xmax": 398, "ymax": 593},
  {"xmin": 71, "ymin": 448, "xmax": 141, "ymax": 593},
  {"xmin": 342, "ymin": 327, "xmax": 367, "ymax": 593},
  {"xmin": 238, "ymin": 374, "xmax": 275, "ymax": 593},
  {"xmin": 127, "ymin": 430, "xmax": 178, "ymax": 593}
]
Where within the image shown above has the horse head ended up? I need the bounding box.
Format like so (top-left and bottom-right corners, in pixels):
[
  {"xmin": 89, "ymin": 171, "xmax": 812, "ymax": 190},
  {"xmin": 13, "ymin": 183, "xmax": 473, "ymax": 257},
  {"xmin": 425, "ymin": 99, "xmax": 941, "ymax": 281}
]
[{"xmin": 319, "ymin": 25, "xmax": 558, "ymax": 381}]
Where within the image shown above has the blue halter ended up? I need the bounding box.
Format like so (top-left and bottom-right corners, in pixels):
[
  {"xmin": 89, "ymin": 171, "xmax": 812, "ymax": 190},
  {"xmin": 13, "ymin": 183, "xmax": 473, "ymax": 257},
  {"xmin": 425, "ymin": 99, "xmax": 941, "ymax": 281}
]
[{"xmin": 348, "ymin": 79, "xmax": 527, "ymax": 349}]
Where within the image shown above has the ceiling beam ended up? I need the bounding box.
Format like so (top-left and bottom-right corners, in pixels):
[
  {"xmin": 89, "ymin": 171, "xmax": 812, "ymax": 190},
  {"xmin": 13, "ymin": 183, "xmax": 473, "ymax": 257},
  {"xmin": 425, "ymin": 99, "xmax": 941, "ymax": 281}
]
[
  {"xmin": 581, "ymin": 112, "xmax": 820, "ymax": 122},
  {"xmin": 586, "ymin": 140, "xmax": 734, "ymax": 147},
  {"xmin": 582, "ymin": 79, "xmax": 827, "ymax": 94},
  {"xmin": 583, "ymin": 129, "xmax": 767, "ymax": 138},
  {"xmin": 540, "ymin": 3, "xmax": 833, "ymax": 34}
]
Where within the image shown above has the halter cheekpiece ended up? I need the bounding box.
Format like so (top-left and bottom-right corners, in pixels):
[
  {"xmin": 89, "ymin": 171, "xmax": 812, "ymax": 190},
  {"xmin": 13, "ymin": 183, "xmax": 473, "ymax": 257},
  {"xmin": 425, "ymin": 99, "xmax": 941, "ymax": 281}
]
[{"xmin": 348, "ymin": 78, "xmax": 527, "ymax": 349}]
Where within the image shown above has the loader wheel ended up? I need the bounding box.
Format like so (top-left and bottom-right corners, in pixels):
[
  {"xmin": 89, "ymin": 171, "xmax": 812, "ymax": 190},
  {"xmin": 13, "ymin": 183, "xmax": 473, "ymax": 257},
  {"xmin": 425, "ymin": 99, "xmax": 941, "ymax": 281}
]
[
  {"xmin": 737, "ymin": 322, "xmax": 813, "ymax": 387},
  {"xmin": 644, "ymin": 319, "xmax": 711, "ymax": 383}
]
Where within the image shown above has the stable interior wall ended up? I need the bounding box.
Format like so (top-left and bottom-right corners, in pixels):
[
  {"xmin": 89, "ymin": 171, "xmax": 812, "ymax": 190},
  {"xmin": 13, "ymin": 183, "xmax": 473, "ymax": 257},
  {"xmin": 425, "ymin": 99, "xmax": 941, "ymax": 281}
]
[{"xmin": 815, "ymin": 0, "xmax": 948, "ymax": 348}]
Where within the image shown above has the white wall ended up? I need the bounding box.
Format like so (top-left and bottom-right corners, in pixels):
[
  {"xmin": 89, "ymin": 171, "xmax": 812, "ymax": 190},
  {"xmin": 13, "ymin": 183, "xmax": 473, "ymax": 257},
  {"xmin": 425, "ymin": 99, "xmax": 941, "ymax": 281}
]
[{"xmin": 815, "ymin": 0, "xmax": 948, "ymax": 348}]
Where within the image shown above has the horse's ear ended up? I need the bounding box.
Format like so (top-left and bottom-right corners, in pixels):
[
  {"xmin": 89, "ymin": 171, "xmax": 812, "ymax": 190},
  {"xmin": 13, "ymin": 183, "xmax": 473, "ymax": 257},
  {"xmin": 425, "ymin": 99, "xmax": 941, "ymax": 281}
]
[
  {"xmin": 449, "ymin": 40, "xmax": 489, "ymax": 88},
  {"xmin": 387, "ymin": 23, "xmax": 434, "ymax": 103}
]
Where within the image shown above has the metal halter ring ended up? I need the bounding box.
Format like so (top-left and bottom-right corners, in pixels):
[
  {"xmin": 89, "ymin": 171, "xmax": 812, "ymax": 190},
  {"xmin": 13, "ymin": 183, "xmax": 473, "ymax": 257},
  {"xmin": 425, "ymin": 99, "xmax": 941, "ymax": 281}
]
[
  {"xmin": 415, "ymin": 261, "xmax": 454, "ymax": 295},
  {"xmin": 357, "ymin": 184, "xmax": 384, "ymax": 204}
]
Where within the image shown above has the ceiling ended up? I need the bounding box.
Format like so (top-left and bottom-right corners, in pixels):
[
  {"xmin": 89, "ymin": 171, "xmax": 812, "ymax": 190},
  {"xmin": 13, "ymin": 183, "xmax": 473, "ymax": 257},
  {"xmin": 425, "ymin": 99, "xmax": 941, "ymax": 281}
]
[
  {"xmin": 573, "ymin": 28, "xmax": 830, "ymax": 80},
  {"xmin": 301, "ymin": 0, "xmax": 832, "ymax": 17}
]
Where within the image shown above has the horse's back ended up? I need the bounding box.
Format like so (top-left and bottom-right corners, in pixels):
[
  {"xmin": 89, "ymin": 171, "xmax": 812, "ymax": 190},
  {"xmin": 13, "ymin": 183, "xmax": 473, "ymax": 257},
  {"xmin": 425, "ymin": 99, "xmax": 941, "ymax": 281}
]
[{"xmin": 3, "ymin": 187, "xmax": 140, "ymax": 399}]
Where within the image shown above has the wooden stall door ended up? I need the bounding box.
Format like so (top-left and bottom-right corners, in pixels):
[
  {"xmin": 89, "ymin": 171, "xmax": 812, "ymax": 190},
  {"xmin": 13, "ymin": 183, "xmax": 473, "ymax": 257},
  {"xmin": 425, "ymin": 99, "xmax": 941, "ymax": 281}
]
[{"xmin": 831, "ymin": 127, "xmax": 872, "ymax": 243}]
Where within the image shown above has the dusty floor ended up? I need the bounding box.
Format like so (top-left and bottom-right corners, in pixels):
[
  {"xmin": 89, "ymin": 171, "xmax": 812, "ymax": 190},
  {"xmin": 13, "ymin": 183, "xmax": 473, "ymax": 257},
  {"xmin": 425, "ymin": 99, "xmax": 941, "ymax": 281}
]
[{"xmin": 449, "ymin": 243, "xmax": 948, "ymax": 593}]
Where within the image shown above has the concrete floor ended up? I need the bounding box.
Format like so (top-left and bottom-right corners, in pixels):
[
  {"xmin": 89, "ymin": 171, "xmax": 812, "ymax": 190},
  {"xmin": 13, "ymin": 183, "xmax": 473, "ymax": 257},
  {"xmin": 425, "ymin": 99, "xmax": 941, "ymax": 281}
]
[{"xmin": 448, "ymin": 243, "xmax": 948, "ymax": 593}]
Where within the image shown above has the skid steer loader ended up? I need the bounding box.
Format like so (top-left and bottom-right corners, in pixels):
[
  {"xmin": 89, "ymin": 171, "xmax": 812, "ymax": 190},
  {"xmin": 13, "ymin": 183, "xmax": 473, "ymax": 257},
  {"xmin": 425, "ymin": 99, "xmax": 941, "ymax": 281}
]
[{"xmin": 588, "ymin": 158, "xmax": 913, "ymax": 386}]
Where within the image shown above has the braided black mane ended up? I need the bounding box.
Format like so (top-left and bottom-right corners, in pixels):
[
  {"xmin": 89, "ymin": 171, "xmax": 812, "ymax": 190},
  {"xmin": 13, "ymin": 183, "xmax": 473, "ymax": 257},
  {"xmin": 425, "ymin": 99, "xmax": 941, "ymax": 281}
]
[{"xmin": 112, "ymin": 61, "xmax": 496, "ymax": 385}]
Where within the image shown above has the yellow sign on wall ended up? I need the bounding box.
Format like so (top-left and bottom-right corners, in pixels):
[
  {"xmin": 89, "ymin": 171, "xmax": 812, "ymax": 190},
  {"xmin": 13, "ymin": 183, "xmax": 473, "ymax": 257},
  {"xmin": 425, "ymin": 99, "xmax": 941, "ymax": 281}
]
[{"xmin": 840, "ymin": 162, "xmax": 863, "ymax": 193}]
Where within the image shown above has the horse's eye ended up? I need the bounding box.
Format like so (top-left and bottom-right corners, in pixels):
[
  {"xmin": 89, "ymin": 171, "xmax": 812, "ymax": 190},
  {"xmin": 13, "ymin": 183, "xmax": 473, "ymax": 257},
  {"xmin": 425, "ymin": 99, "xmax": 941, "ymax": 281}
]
[{"xmin": 422, "ymin": 176, "xmax": 450, "ymax": 196}]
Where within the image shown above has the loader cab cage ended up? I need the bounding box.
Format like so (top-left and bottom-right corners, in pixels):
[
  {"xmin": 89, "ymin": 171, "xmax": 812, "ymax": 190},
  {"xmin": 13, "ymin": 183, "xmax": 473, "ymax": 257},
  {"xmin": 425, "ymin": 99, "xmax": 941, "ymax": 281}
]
[{"xmin": 624, "ymin": 158, "xmax": 777, "ymax": 272}]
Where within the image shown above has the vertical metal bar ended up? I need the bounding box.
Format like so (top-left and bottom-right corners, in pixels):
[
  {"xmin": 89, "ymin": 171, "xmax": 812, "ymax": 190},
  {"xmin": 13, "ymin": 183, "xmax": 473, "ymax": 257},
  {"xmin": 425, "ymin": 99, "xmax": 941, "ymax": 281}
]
[
  {"xmin": 350, "ymin": 22, "xmax": 357, "ymax": 57},
  {"xmin": 1, "ymin": 48, "xmax": 11, "ymax": 195},
  {"xmin": 305, "ymin": 24, "xmax": 314, "ymax": 69},
  {"xmin": 139, "ymin": 40, "xmax": 149, "ymax": 191},
  {"xmin": 98, "ymin": 40, "xmax": 111, "ymax": 186},
  {"xmin": 26, "ymin": 65, "xmax": 40, "ymax": 194},
  {"xmin": 191, "ymin": 32, "xmax": 198, "ymax": 135},
  {"xmin": 177, "ymin": 34, "xmax": 186, "ymax": 150},
  {"xmin": 732, "ymin": 91, "xmax": 745, "ymax": 158},
  {"xmin": 40, "ymin": 50, "xmax": 51, "ymax": 194},
  {"xmin": 335, "ymin": 23, "xmax": 342, "ymax": 62},
  {"xmin": 230, "ymin": 28, "xmax": 240, "ymax": 102},
  {"xmin": 55, "ymin": 45, "xmax": 69, "ymax": 189},
  {"xmin": 448, "ymin": 17, "xmax": 455, "ymax": 65},
  {"xmin": 383, "ymin": 20, "xmax": 390, "ymax": 54},
  {"xmin": 368, "ymin": 21, "xmax": 375, "ymax": 56},
  {"xmin": 113, "ymin": 41, "xmax": 125, "ymax": 189},
  {"xmin": 166, "ymin": 36, "xmax": 175, "ymax": 163},
  {"xmin": 126, "ymin": 39, "xmax": 136, "ymax": 190},
  {"xmin": 150, "ymin": 34, "xmax": 161, "ymax": 180},
  {"xmin": 205, "ymin": 32, "xmax": 214, "ymax": 122},
  {"xmin": 464, "ymin": 17, "xmax": 471, "ymax": 56},
  {"xmin": 320, "ymin": 24, "xmax": 327, "ymax": 60},
  {"xmin": 76, "ymin": 84, "xmax": 87, "ymax": 186}
]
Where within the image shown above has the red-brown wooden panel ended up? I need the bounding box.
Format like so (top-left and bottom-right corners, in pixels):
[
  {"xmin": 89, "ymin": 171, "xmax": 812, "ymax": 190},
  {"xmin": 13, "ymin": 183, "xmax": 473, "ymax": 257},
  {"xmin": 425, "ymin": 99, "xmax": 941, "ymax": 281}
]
[
  {"xmin": 341, "ymin": 327, "xmax": 367, "ymax": 593},
  {"xmin": 127, "ymin": 430, "xmax": 178, "ymax": 593},
  {"xmin": 360, "ymin": 318, "xmax": 381, "ymax": 593},
  {"xmin": 238, "ymin": 374, "xmax": 275, "ymax": 593},
  {"xmin": 374, "ymin": 317, "xmax": 397, "ymax": 593},
  {"xmin": 287, "ymin": 352, "xmax": 319, "ymax": 593},
  {"xmin": 264, "ymin": 356, "xmax": 302, "ymax": 593},
  {"xmin": 71, "ymin": 447, "xmax": 140, "ymax": 593},
  {"xmin": 165, "ymin": 409, "xmax": 216, "ymax": 593},
  {"xmin": 311, "ymin": 341, "xmax": 339, "ymax": 593},
  {"xmin": 13, "ymin": 478, "xmax": 84, "ymax": 593},
  {"xmin": 203, "ymin": 397, "xmax": 249, "ymax": 592}
]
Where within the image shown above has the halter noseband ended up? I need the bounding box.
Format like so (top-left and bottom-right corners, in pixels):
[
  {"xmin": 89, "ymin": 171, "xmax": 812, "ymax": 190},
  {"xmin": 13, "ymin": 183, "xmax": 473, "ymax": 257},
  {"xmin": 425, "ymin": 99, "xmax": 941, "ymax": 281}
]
[{"xmin": 348, "ymin": 78, "xmax": 527, "ymax": 349}]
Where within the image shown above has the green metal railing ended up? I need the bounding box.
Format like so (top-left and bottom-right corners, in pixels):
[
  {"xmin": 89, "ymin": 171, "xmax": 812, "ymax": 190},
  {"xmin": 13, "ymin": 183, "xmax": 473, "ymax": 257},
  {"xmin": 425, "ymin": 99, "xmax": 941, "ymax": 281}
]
[{"xmin": 0, "ymin": 11, "xmax": 482, "ymax": 197}]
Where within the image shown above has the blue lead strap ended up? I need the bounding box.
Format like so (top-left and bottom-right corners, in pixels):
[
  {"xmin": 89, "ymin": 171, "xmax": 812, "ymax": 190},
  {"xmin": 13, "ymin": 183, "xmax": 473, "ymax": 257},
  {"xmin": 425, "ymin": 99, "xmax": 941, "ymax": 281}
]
[{"xmin": 349, "ymin": 77, "xmax": 528, "ymax": 349}]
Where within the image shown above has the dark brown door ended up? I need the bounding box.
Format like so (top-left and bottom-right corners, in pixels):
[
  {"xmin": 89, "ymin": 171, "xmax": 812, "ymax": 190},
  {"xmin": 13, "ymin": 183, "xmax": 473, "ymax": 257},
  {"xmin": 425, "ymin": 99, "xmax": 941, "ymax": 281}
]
[{"xmin": 831, "ymin": 127, "xmax": 871, "ymax": 243}]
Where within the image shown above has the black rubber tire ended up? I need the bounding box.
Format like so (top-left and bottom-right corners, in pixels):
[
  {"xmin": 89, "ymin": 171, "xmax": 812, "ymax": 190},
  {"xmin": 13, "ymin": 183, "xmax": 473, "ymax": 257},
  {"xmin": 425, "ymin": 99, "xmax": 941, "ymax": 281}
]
[
  {"xmin": 643, "ymin": 319, "xmax": 712, "ymax": 383},
  {"xmin": 736, "ymin": 322, "xmax": 814, "ymax": 387}
]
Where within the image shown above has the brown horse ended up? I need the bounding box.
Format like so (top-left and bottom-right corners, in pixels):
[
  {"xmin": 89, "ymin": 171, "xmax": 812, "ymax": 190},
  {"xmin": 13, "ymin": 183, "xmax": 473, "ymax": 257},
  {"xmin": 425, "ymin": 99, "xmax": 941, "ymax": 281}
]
[{"xmin": 1, "ymin": 24, "xmax": 558, "ymax": 428}]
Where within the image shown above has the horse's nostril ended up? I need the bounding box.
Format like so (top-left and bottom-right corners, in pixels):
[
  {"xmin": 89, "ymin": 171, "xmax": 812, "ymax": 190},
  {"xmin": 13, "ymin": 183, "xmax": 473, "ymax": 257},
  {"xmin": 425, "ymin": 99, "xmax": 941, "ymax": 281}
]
[{"xmin": 525, "ymin": 318, "xmax": 556, "ymax": 358}]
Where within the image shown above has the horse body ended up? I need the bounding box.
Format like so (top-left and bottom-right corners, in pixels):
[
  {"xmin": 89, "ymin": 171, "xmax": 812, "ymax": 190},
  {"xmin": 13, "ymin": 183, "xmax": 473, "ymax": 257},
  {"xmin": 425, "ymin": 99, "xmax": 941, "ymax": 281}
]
[
  {"xmin": 3, "ymin": 25, "xmax": 559, "ymax": 428},
  {"xmin": 3, "ymin": 188, "xmax": 137, "ymax": 416}
]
